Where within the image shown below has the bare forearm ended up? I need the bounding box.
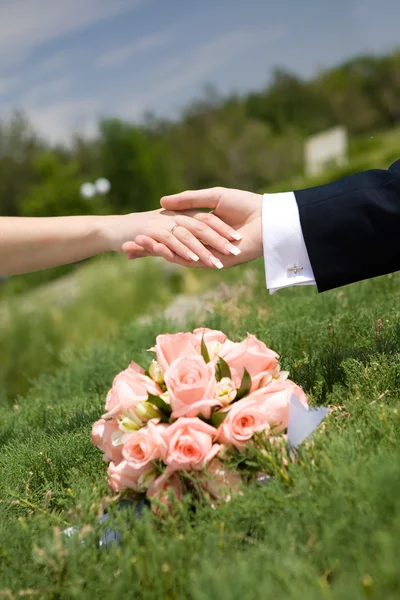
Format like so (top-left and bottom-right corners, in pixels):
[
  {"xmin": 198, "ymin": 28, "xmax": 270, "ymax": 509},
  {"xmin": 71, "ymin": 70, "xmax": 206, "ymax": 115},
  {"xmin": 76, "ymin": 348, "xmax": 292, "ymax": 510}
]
[
  {"xmin": 0, "ymin": 204, "xmax": 241, "ymax": 276},
  {"xmin": 0, "ymin": 216, "xmax": 114, "ymax": 276}
]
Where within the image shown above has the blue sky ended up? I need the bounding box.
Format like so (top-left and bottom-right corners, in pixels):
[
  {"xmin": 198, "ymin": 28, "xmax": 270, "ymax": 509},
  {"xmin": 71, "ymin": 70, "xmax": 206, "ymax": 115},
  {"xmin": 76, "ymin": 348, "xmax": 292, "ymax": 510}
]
[{"xmin": 0, "ymin": 0, "xmax": 399, "ymax": 143}]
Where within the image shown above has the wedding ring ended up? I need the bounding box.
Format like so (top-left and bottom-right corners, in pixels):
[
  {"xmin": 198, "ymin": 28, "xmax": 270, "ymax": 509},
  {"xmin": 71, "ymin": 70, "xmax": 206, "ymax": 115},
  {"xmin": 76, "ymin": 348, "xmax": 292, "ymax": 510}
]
[{"xmin": 170, "ymin": 224, "xmax": 179, "ymax": 235}]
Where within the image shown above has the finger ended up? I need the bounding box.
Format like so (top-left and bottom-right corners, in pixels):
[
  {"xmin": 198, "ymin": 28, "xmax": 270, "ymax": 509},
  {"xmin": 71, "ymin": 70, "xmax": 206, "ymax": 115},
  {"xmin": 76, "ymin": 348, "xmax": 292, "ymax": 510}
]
[
  {"xmin": 135, "ymin": 235, "xmax": 202, "ymax": 268},
  {"xmin": 138, "ymin": 229, "xmax": 205, "ymax": 265},
  {"xmin": 160, "ymin": 187, "xmax": 223, "ymax": 211},
  {"xmin": 134, "ymin": 236, "xmax": 176, "ymax": 262},
  {"xmin": 175, "ymin": 215, "xmax": 241, "ymax": 258},
  {"xmin": 123, "ymin": 239, "xmax": 155, "ymax": 255},
  {"xmin": 164, "ymin": 226, "xmax": 225, "ymax": 269},
  {"xmin": 194, "ymin": 211, "xmax": 243, "ymax": 242},
  {"xmin": 121, "ymin": 241, "xmax": 148, "ymax": 259},
  {"xmin": 179, "ymin": 212, "xmax": 242, "ymax": 248}
]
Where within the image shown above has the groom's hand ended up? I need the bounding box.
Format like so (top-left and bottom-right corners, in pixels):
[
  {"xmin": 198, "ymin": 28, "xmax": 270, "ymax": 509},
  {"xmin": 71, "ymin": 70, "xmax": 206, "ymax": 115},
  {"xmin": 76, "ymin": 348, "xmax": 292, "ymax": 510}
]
[{"xmin": 124, "ymin": 187, "xmax": 263, "ymax": 269}]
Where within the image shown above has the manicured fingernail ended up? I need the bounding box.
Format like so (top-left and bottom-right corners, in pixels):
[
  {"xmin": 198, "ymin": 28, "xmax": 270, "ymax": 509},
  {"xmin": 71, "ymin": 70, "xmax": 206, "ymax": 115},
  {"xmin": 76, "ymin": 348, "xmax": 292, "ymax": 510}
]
[
  {"xmin": 187, "ymin": 251, "xmax": 200, "ymax": 262},
  {"xmin": 226, "ymin": 244, "xmax": 241, "ymax": 256},
  {"xmin": 229, "ymin": 229, "xmax": 242, "ymax": 241},
  {"xmin": 210, "ymin": 256, "xmax": 224, "ymax": 269}
]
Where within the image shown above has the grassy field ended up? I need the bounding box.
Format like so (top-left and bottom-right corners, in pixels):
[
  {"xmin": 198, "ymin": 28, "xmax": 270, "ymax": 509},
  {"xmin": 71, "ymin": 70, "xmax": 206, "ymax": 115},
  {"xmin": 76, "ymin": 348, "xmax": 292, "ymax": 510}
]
[
  {"xmin": 0, "ymin": 255, "xmax": 186, "ymax": 402},
  {"xmin": 1, "ymin": 126, "xmax": 398, "ymax": 403},
  {"xmin": 266, "ymin": 126, "xmax": 399, "ymax": 192},
  {"xmin": 1, "ymin": 261, "xmax": 400, "ymax": 598},
  {"xmin": 0, "ymin": 128, "xmax": 399, "ymax": 598}
]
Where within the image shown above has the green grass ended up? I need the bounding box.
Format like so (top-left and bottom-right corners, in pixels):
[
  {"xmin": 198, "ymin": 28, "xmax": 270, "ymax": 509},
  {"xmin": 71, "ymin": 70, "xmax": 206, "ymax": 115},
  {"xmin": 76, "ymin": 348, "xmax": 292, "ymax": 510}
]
[
  {"xmin": 265, "ymin": 126, "xmax": 399, "ymax": 193},
  {"xmin": 0, "ymin": 252, "xmax": 250, "ymax": 403},
  {"xmin": 0, "ymin": 127, "xmax": 399, "ymax": 597},
  {"xmin": 1, "ymin": 125, "xmax": 397, "ymax": 404},
  {"xmin": 0, "ymin": 255, "xmax": 187, "ymax": 402},
  {"xmin": 1, "ymin": 264, "xmax": 400, "ymax": 598}
]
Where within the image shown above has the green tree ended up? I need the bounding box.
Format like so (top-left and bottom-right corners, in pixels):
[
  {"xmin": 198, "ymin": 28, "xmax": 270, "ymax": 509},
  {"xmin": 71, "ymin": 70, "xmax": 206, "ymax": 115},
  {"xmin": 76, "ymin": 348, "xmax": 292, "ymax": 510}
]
[
  {"xmin": 99, "ymin": 119, "xmax": 182, "ymax": 214},
  {"xmin": 20, "ymin": 152, "xmax": 103, "ymax": 217},
  {"xmin": 0, "ymin": 111, "xmax": 44, "ymax": 216}
]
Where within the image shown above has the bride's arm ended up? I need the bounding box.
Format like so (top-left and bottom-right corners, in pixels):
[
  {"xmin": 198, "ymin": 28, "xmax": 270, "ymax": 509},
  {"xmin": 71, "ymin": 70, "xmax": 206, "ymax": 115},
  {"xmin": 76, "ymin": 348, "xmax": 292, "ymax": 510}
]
[
  {"xmin": 0, "ymin": 210, "xmax": 240, "ymax": 276},
  {"xmin": 0, "ymin": 215, "xmax": 112, "ymax": 276}
]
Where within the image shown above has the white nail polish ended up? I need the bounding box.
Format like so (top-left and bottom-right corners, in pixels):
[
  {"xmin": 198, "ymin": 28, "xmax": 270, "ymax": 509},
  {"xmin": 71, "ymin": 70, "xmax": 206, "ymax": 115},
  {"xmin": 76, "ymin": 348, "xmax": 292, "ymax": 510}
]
[
  {"xmin": 227, "ymin": 244, "xmax": 241, "ymax": 256},
  {"xmin": 229, "ymin": 230, "xmax": 242, "ymax": 241},
  {"xmin": 210, "ymin": 256, "xmax": 224, "ymax": 269},
  {"xmin": 188, "ymin": 251, "xmax": 200, "ymax": 262}
]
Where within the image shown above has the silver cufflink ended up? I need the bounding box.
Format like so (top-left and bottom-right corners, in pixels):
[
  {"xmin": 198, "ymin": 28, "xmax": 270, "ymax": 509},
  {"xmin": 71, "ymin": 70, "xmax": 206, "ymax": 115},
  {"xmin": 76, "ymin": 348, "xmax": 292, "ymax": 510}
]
[{"xmin": 288, "ymin": 265, "xmax": 303, "ymax": 275}]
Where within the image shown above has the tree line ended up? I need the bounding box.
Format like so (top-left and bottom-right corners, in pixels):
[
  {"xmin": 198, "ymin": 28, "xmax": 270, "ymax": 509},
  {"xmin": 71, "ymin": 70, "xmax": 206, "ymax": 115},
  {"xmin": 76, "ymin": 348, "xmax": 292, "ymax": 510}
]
[{"xmin": 0, "ymin": 50, "xmax": 399, "ymax": 218}]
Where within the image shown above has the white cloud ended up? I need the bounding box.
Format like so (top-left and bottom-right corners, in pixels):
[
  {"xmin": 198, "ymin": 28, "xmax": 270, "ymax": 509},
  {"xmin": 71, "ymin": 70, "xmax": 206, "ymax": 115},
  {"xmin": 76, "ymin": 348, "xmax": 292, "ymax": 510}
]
[
  {"xmin": 9, "ymin": 27, "xmax": 287, "ymax": 143},
  {"xmin": 0, "ymin": 76, "xmax": 20, "ymax": 96},
  {"xmin": 21, "ymin": 76, "xmax": 74, "ymax": 106},
  {"xmin": 27, "ymin": 98, "xmax": 100, "ymax": 144},
  {"xmin": 0, "ymin": 0, "xmax": 142, "ymax": 69},
  {"xmin": 96, "ymin": 31, "xmax": 173, "ymax": 68},
  {"xmin": 117, "ymin": 28, "xmax": 288, "ymax": 118},
  {"xmin": 159, "ymin": 29, "xmax": 286, "ymax": 95},
  {"xmin": 33, "ymin": 51, "xmax": 76, "ymax": 77}
]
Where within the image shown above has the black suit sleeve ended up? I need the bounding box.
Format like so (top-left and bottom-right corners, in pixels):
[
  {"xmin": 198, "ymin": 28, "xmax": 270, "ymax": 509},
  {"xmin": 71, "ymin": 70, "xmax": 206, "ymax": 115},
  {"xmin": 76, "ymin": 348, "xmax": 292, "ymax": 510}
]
[{"xmin": 294, "ymin": 159, "xmax": 400, "ymax": 292}]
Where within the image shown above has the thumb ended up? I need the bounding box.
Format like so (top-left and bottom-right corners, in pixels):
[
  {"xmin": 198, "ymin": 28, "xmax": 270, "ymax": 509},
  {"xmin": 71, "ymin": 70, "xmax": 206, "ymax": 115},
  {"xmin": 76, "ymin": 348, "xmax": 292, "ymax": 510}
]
[{"xmin": 160, "ymin": 188, "xmax": 221, "ymax": 211}]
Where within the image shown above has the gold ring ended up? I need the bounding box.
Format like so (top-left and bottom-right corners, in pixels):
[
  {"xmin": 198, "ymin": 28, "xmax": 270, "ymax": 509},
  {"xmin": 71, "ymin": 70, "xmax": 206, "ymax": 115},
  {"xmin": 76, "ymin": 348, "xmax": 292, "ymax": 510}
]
[{"xmin": 170, "ymin": 224, "xmax": 179, "ymax": 235}]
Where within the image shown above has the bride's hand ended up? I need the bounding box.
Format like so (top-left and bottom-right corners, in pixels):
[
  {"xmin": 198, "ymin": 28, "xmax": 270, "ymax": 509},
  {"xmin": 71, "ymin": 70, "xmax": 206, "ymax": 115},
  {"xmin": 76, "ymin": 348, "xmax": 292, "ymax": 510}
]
[
  {"xmin": 115, "ymin": 208, "xmax": 242, "ymax": 268},
  {"xmin": 123, "ymin": 188, "xmax": 263, "ymax": 268}
]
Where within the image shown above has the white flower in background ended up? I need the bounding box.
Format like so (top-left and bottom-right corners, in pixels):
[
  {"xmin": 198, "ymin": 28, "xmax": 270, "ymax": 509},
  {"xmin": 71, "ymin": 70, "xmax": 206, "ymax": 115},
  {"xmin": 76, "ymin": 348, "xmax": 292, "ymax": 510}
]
[
  {"xmin": 215, "ymin": 377, "xmax": 237, "ymax": 406},
  {"xmin": 149, "ymin": 360, "xmax": 164, "ymax": 385},
  {"xmin": 274, "ymin": 370, "xmax": 289, "ymax": 382},
  {"xmin": 260, "ymin": 366, "xmax": 289, "ymax": 387},
  {"xmin": 80, "ymin": 182, "xmax": 96, "ymax": 199},
  {"xmin": 137, "ymin": 468, "xmax": 158, "ymax": 492},
  {"xmin": 135, "ymin": 401, "xmax": 160, "ymax": 422},
  {"xmin": 94, "ymin": 178, "xmax": 111, "ymax": 195},
  {"xmin": 117, "ymin": 411, "xmax": 142, "ymax": 433},
  {"xmin": 207, "ymin": 341, "xmax": 223, "ymax": 361},
  {"xmin": 160, "ymin": 390, "xmax": 170, "ymax": 405}
]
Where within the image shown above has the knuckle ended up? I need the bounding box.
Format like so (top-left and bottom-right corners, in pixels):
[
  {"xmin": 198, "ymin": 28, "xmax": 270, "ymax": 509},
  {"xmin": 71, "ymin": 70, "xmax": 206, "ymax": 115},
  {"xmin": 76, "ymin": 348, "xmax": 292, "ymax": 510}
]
[
  {"xmin": 196, "ymin": 212, "xmax": 211, "ymax": 224},
  {"xmin": 194, "ymin": 223, "xmax": 208, "ymax": 235},
  {"xmin": 213, "ymin": 186, "xmax": 225, "ymax": 195},
  {"xmin": 176, "ymin": 227, "xmax": 188, "ymax": 239},
  {"xmin": 179, "ymin": 228, "xmax": 193, "ymax": 242},
  {"xmin": 162, "ymin": 232, "xmax": 173, "ymax": 243}
]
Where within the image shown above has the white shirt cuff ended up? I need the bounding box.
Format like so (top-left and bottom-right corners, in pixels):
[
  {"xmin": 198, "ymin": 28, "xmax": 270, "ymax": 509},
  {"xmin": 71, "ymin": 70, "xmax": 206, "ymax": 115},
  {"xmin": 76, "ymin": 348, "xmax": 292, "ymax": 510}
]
[{"xmin": 262, "ymin": 192, "xmax": 316, "ymax": 294}]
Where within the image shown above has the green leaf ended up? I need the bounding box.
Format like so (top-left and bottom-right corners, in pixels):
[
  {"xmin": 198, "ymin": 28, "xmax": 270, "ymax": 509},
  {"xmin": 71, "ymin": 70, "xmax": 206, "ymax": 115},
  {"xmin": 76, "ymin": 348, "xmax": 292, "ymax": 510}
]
[
  {"xmin": 201, "ymin": 336, "xmax": 210, "ymax": 363},
  {"xmin": 216, "ymin": 357, "xmax": 231, "ymax": 382},
  {"xmin": 210, "ymin": 410, "xmax": 228, "ymax": 428},
  {"xmin": 147, "ymin": 393, "xmax": 172, "ymax": 417},
  {"xmin": 235, "ymin": 368, "xmax": 251, "ymax": 400}
]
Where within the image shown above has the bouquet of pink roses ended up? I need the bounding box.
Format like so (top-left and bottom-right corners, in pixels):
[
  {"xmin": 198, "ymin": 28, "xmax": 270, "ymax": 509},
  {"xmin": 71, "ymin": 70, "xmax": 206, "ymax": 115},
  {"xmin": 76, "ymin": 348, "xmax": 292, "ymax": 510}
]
[{"xmin": 91, "ymin": 328, "xmax": 310, "ymax": 512}]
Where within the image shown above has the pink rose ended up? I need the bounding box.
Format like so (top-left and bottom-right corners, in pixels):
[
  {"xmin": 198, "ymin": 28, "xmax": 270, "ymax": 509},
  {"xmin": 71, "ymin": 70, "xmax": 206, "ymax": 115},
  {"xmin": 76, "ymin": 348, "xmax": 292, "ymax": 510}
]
[
  {"xmin": 103, "ymin": 370, "xmax": 161, "ymax": 419},
  {"xmin": 91, "ymin": 418, "xmax": 123, "ymax": 464},
  {"xmin": 152, "ymin": 332, "xmax": 200, "ymax": 372},
  {"xmin": 192, "ymin": 328, "xmax": 227, "ymax": 344},
  {"xmin": 122, "ymin": 421, "xmax": 167, "ymax": 468},
  {"xmin": 107, "ymin": 460, "xmax": 155, "ymax": 492},
  {"xmin": 163, "ymin": 417, "xmax": 220, "ymax": 473},
  {"xmin": 193, "ymin": 328, "xmax": 228, "ymax": 360},
  {"xmin": 203, "ymin": 460, "xmax": 243, "ymax": 502},
  {"xmin": 248, "ymin": 379, "xmax": 309, "ymax": 433},
  {"xmin": 216, "ymin": 398, "xmax": 271, "ymax": 451},
  {"xmin": 165, "ymin": 355, "xmax": 219, "ymax": 419},
  {"xmin": 147, "ymin": 473, "xmax": 183, "ymax": 516},
  {"xmin": 219, "ymin": 334, "xmax": 279, "ymax": 391},
  {"xmin": 113, "ymin": 361, "xmax": 145, "ymax": 383}
]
